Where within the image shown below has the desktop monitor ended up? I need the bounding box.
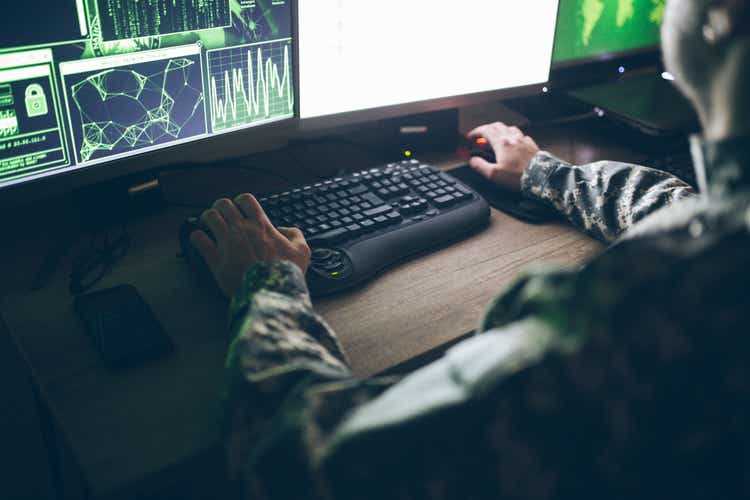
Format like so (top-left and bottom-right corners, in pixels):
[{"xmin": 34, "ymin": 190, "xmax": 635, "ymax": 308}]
[
  {"xmin": 0, "ymin": 1, "xmax": 295, "ymax": 198},
  {"xmin": 553, "ymin": 0, "xmax": 664, "ymax": 66},
  {"xmin": 296, "ymin": 0, "xmax": 561, "ymax": 130}
]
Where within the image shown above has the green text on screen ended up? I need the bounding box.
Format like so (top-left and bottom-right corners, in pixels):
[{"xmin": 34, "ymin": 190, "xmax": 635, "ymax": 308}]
[
  {"xmin": 553, "ymin": 0, "xmax": 665, "ymax": 64},
  {"xmin": 0, "ymin": 1, "xmax": 294, "ymax": 188}
]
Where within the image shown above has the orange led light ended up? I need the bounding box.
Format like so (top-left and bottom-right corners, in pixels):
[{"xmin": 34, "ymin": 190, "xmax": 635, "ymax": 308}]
[{"xmin": 475, "ymin": 137, "xmax": 488, "ymax": 145}]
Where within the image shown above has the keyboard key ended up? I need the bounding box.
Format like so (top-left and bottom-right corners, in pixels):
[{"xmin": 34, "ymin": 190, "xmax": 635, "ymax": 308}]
[
  {"xmin": 362, "ymin": 192, "xmax": 384, "ymax": 205},
  {"xmin": 364, "ymin": 204, "xmax": 393, "ymax": 217},
  {"xmin": 373, "ymin": 215, "xmax": 389, "ymax": 226},
  {"xmin": 348, "ymin": 185, "xmax": 368, "ymax": 195},
  {"xmin": 433, "ymin": 195, "xmax": 456, "ymax": 208},
  {"xmin": 385, "ymin": 211, "xmax": 403, "ymax": 223},
  {"xmin": 346, "ymin": 223, "xmax": 363, "ymax": 236},
  {"xmin": 360, "ymin": 219, "xmax": 377, "ymax": 231}
]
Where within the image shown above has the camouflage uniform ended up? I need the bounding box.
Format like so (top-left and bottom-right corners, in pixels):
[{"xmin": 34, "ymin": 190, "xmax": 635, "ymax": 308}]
[{"xmin": 223, "ymin": 136, "xmax": 750, "ymax": 499}]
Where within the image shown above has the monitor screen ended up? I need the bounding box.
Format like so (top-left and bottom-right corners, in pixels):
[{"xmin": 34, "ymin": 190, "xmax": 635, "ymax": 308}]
[
  {"xmin": 298, "ymin": 0, "xmax": 559, "ymax": 122},
  {"xmin": 0, "ymin": 1, "xmax": 294, "ymax": 190},
  {"xmin": 553, "ymin": 0, "xmax": 664, "ymax": 65}
]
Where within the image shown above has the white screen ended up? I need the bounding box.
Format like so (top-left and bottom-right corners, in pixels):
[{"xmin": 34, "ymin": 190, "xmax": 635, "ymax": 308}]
[{"xmin": 299, "ymin": 0, "xmax": 560, "ymax": 119}]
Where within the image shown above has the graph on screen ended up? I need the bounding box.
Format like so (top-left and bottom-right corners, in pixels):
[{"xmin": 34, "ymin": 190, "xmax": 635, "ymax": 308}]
[
  {"xmin": 554, "ymin": 0, "xmax": 665, "ymax": 63},
  {"xmin": 206, "ymin": 38, "xmax": 293, "ymax": 132},
  {"xmin": 61, "ymin": 46, "xmax": 207, "ymax": 164}
]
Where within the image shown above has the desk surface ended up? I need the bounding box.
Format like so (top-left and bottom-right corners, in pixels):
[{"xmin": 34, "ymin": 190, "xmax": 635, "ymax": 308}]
[{"xmin": 0, "ymin": 123, "xmax": 624, "ymax": 499}]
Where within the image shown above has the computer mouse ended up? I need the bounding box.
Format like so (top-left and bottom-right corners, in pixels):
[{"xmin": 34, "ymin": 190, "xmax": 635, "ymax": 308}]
[
  {"xmin": 468, "ymin": 137, "xmax": 497, "ymax": 164},
  {"xmin": 179, "ymin": 217, "xmax": 219, "ymax": 292}
]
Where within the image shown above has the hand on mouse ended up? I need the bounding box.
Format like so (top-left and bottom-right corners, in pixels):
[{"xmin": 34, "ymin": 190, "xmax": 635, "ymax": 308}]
[
  {"xmin": 467, "ymin": 122, "xmax": 540, "ymax": 192},
  {"xmin": 189, "ymin": 194, "xmax": 312, "ymax": 299}
]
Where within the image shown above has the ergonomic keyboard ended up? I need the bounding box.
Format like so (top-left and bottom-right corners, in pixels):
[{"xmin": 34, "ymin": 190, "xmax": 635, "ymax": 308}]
[{"xmin": 180, "ymin": 159, "xmax": 490, "ymax": 297}]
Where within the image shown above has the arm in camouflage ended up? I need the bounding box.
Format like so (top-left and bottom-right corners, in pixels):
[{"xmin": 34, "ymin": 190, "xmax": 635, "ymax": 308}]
[
  {"xmin": 226, "ymin": 220, "xmax": 750, "ymax": 498},
  {"xmin": 223, "ymin": 261, "xmax": 352, "ymax": 488},
  {"xmin": 521, "ymin": 152, "xmax": 696, "ymax": 243}
]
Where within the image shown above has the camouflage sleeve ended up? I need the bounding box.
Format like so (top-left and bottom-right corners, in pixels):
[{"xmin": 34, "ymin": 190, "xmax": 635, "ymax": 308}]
[
  {"xmin": 222, "ymin": 260, "xmax": 589, "ymax": 499},
  {"xmin": 223, "ymin": 261, "xmax": 352, "ymax": 483},
  {"xmin": 233, "ymin": 266, "xmax": 587, "ymax": 500},
  {"xmin": 521, "ymin": 152, "xmax": 696, "ymax": 243}
]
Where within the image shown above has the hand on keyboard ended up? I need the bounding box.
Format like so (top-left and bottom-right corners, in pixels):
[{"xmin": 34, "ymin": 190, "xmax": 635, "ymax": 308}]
[
  {"xmin": 467, "ymin": 122, "xmax": 540, "ymax": 192},
  {"xmin": 180, "ymin": 160, "xmax": 490, "ymax": 297},
  {"xmin": 189, "ymin": 194, "xmax": 312, "ymax": 298}
]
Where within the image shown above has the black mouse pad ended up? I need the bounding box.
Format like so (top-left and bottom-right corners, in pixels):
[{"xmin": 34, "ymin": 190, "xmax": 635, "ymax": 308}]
[{"xmin": 449, "ymin": 165, "xmax": 563, "ymax": 224}]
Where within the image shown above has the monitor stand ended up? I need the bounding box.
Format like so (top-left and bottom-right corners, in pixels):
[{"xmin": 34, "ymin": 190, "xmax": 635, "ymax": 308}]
[{"xmin": 565, "ymin": 72, "xmax": 700, "ymax": 140}]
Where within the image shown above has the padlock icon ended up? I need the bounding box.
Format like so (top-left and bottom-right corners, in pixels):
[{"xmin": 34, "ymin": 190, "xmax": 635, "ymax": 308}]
[{"xmin": 25, "ymin": 84, "xmax": 48, "ymax": 118}]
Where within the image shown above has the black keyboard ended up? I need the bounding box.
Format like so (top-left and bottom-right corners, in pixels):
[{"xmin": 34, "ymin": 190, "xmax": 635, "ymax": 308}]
[{"xmin": 180, "ymin": 159, "xmax": 490, "ymax": 297}]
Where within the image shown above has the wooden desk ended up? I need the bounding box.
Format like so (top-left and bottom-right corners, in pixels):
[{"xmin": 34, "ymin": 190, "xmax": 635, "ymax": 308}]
[{"xmin": 0, "ymin": 128, "xmax": 611, "ymax": 499}]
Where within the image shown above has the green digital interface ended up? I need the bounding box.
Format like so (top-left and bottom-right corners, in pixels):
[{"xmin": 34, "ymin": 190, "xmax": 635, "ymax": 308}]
[
  {"xmin": 0, "ymin": 0, "xmax": 294, "ymax": 189},
  {"xmin": 553, "ymin": 0, "xmax": 665, "ymax": 64}
]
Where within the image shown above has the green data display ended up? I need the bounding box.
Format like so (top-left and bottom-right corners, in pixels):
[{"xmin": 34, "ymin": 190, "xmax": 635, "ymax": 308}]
[
  {"xmin": 554, "ymin": 0, "xmax": 665, "ymax": 64},
  {"xmin": 0, "ymin": 0, "xmax": 294, "ymax": 189}
]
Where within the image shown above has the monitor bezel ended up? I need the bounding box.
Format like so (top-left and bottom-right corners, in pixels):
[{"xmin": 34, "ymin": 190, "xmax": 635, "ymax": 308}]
[
  {"xmin": 293, "ymin": 0, "xmax": 560, "ymax": 133},
  {"xmin": 549, "ymin": 45, "xmax": 663, "ymax": 91}
]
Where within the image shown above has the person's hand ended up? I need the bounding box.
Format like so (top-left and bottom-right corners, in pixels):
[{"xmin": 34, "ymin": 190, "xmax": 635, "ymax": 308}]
[
  {"xmin": 189, "ymin": 194, "xmax": 312, "ymax": 298},
  {"xmin": 467, "ymin": 122, "xmax": 540, "ymax": 192}
]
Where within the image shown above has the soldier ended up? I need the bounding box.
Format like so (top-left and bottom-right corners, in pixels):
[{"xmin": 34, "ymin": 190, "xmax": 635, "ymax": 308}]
[{"xmin": 189, "ymin": 0, "xmax": 750, "ymax": 498}]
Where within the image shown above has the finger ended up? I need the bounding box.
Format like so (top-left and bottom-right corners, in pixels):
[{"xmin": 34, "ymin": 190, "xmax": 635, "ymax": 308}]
[
  {"xmin": 200, "ymin": 208, "xmax": 229, "ymax": 241},
  {"xmin": 234, "ymin": 194, "xmax": 276, "ymax": 233},
  {"xmin": 278, "ymin": 226, "xmax": 305, "ymax": 244},
  {"xmin": 278, "ymin": 227, "xmax": 311, "ymax": 257},
  {"xmin": 189, "ymin": 230, "xmax": 220, "ymax": 269},
  {"xmin": 212, "ymin": 198, "xmax": 244, "ymax": 229},
  {"xmin": 469, "ymin": 156, "xmax": 497, "ymax": 180},
  {"xmin": 467, "ymin": 124, "xmax": 496, "ymax": 140}
]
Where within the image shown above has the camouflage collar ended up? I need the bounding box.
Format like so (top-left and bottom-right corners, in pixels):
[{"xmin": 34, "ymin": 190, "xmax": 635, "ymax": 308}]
[{"xmin": 691, "ymin": 134, "xmax": 750, "ymax": 197}]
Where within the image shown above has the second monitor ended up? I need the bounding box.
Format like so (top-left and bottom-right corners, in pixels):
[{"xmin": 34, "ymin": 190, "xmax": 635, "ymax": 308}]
[{"xmin": 297, "ymin": 0, "xmax": 560, "ymax": 129}]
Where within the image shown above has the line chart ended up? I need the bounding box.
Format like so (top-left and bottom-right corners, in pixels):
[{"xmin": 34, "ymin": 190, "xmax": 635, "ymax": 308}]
[{"xmin": 206, "ymin": 38, "xmax": 293, "ymax": 132}]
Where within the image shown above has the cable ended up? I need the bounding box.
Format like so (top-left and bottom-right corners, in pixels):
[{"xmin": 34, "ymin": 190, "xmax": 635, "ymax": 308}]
[{"xmin": 69, "ymin": 226, "xmax": 132, "ymax": 295}]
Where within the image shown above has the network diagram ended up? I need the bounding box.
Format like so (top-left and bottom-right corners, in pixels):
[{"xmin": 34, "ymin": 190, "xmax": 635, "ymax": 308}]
[{"xmin": 0, "ymin": 0, "xmax": 293, "ymax": 184}]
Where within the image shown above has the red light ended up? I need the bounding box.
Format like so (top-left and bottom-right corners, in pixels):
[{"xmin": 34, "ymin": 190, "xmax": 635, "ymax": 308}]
[{"xmin": 475, "ymin": 137, "xmax": 488, "ymax": 145}]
